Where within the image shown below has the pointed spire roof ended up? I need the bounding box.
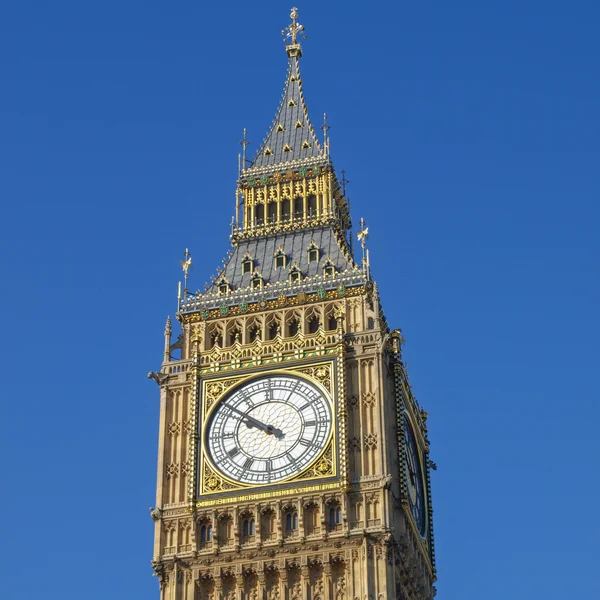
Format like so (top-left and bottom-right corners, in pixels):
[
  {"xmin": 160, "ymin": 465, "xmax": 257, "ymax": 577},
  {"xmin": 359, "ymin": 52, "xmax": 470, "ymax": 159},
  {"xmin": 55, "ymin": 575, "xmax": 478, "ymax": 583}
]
[{"xmin": 248, "ymin": 8, "xmax": 324, "ymax": 171}]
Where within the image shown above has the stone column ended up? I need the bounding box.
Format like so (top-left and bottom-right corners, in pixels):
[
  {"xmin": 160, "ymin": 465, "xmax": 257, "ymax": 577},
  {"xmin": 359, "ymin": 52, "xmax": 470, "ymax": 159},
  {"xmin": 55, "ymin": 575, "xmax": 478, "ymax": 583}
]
[
  {"xmin": 214, "ymin": 575, "xmax": 223, "ymax": 600},
  {"xmin": 236, "ymin": 574, "xmax": 245, "ymax": 600},
  {"xmin": 301, "ymin": 565, "xmax": 310, "ymax": 600},
  {"xmin": 323, "ymin": 563, "xmax": 332, "ymax": 600},
  {"xmin": 257, "ymin": 571, "xmax": 266, "ymax": 600},
  {"xmin": 279, "ymin": 568, "xmax": 288, "ymax": 600}
]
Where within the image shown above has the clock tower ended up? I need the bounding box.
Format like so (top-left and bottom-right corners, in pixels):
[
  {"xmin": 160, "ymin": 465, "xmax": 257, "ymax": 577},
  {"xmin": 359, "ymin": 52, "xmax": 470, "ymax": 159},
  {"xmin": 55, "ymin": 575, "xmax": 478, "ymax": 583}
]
[{"xmin": 149, "ymin": 8, "xmax": 437, "ymax": 600}]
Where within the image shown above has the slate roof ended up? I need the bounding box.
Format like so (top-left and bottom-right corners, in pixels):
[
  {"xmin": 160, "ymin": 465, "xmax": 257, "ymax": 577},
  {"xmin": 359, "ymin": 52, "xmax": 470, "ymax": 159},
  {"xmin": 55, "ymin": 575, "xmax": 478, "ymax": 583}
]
[
  {"xmin": 207, "ymin": 227, "xmax": 355, "ymax": 294},
  {"xmin": 249, "ymin": 55, "xmax": 323, "ymax": 170}
]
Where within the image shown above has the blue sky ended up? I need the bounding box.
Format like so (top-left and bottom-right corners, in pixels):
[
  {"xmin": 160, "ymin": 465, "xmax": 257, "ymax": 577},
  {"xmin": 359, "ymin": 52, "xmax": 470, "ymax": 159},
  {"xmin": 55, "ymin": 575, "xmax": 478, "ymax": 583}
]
[{"xmin": 1, "ymin": 1, "xmax": 599, "ymax": 598}]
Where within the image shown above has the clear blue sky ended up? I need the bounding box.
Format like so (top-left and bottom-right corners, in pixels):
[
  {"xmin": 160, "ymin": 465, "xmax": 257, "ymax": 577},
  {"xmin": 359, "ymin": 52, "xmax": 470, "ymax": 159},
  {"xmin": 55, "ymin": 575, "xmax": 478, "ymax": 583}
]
[{"xmin": 1, "ymin": 1, "xmax": 598, "ymax": 598}]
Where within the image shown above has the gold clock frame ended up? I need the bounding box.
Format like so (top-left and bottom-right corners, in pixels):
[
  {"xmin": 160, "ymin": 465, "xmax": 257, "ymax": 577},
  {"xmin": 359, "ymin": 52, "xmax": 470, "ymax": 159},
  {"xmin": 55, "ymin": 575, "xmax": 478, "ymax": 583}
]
[{"xmin": 196, "ymin": 360, "xmax": 342, "ymax": 501}]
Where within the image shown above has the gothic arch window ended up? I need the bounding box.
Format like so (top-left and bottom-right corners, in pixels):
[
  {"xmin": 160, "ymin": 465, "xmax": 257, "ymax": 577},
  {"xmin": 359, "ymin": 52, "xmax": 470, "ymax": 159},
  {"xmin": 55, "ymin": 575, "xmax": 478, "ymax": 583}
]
[
  {"xmin": 307, "ymin": 314, "xmax": 320, "ymax": 334},
  {"xmin": 226, "ymin": 321, "xmax": 242, "ymax": 346},
  {"xmin": 282, "ymin": 199, "xmax": 291, "ymax": 221},
  {"xmin": 307, "ymin": 240, "xmax": 320, "ymax": 263},
  {"xmin": 274, "ymin": 247, "xmax": 287, "ymax": 269},
  {"xmin": 328, "ymin": 506, "xmax": 342, "ymax": 525},
  {"xmin": 307, "ymin": 194, "xmax": 317, "ymax": 217},
  {"xmin": 200, "ymin": 524, "xmax": 207, "ymax": 542},
  {"xmin": 323, "ymin": 257, "xmax": 335, "ymax": 277},
  {"xmin": 267, "ymin": 316, "xmax": 281, "ymax": 340},
  {"xmin": 293, "ymin": 197, "xmax": 303, "ymax": 219},
  {"xmin": 217, "ymin": 275, "xmax": 231, "ymax": 295},
  {"xmin": 252, "ymin": 272, "xmax": 264, "ymax": 290},
  {"xmin": 289, "ymin": 266, "xmax": 301, "ymax": 283},
  {"xmin": 286, "ymin": 511, "xmax": 298, "ymax": 531},
  {"xmin": 242, "ymin": 254, "xmax": 254, "ymax": 275},
  {"xmin": 287, "ymin": 315, "xmax": 300, "ymax": 337}
]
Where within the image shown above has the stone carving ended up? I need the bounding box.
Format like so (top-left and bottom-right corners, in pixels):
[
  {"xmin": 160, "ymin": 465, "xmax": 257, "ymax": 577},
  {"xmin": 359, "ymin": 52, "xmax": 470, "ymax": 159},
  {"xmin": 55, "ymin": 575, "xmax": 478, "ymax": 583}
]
[
  {"xmin": 166, "ymin": 463, "xmax": 180, "ymax": 479},
  {"xmin": 363, "ymin": 433, "xmax": 378, "ymax": 450}
]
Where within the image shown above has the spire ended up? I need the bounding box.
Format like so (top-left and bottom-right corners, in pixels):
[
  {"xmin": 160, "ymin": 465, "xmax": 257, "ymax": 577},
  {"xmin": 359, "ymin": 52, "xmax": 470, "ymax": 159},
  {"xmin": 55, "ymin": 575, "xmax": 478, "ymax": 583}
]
[{"xmin": 249, "ymin": 7, "xmax": 323, "ymax": 170}]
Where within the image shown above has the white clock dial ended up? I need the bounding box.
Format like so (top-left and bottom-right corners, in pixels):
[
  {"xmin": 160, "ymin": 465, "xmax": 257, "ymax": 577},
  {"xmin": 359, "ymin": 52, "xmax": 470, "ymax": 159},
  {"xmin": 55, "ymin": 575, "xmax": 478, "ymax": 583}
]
[{"xmin": 206, "ymin": 374, "xmax": 332, "ymax": 484}]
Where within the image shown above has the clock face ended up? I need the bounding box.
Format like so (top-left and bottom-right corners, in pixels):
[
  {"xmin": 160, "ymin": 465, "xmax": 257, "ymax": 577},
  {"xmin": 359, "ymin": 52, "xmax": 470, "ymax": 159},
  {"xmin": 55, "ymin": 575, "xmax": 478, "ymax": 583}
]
[
  {"xmin": 205, "ymin": 374, "xmax": 332, "ymax": 485},
  {"xmin": 404, "ymin": 413, "xmax": 426, "ymax": 537}
]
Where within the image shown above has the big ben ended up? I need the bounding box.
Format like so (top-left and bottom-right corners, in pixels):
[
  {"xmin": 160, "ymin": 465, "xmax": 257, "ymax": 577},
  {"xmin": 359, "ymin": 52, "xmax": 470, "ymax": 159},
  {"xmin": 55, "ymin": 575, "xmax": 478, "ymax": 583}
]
[{"xmin": 149, "ymin": 8, "xmax": 436, "ymax": 600}]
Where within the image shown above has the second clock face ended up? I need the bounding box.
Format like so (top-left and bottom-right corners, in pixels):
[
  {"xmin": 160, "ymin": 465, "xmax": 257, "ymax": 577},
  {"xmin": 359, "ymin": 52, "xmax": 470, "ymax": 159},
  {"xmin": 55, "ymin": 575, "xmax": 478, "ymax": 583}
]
[
  {"xmin": 206, "ymin": 374, "xmax": 332, "ymax": 485},
  {"xmin": 404, "ymin": 413, "xmax": 426, "ymax": 538}
]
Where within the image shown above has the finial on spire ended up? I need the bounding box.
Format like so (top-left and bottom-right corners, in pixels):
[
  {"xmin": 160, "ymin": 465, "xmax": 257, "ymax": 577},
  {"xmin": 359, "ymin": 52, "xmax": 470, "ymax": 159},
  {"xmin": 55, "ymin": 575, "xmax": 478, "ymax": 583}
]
[
  {"xmin": 282, "ymin": 7, "xmax": 306, "ymax": 57},
  {"xmin": 357, "ymin": 218, "xmax": 370, "ymax": 277},
  {"xmin": 239, "ymin": 128, "xmax": 250, "ymax": 168},
  {"xmin": 180, "ymin": 248, "xmax": 193, "ymax": 293},
  {"xmin": 321, "ymin": 113, "xmax": 331, "ymax": 156},
  {"xmin": 340, "ymin": 169, "xmax": 349, "ymax": 196}
]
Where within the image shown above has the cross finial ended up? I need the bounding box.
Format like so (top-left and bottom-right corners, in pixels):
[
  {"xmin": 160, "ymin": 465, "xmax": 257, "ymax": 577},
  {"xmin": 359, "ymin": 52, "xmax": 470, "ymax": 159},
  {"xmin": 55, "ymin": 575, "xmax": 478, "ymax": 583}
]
[{"xmin": 282, "ymin": 7, "xmax": 306, "ymax": 57}]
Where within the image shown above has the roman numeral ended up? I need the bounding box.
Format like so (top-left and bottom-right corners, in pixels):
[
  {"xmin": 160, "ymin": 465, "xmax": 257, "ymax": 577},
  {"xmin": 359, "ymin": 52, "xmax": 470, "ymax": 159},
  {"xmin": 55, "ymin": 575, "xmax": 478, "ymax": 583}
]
[
  {"xmin": 304, "ymin": 420, "xmax": 316, "ymax": 427},
  {"xmin": 266, "ymin": 460, "xmax": 272, "ymax": 472},
  {"xmin": 243, "ymin": 457, "xmax": 254, "ymax": 469},
  {"xmin": 228, "ymin": 447, "xmax": 240, "ymax": 458}
]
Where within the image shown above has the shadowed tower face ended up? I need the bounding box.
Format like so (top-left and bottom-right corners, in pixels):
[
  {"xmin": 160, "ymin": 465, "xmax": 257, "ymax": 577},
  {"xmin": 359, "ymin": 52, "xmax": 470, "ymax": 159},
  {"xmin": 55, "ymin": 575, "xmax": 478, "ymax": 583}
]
[{"xmin": 149, "ymin": 8, "xmax": 437, "ymax": 600}]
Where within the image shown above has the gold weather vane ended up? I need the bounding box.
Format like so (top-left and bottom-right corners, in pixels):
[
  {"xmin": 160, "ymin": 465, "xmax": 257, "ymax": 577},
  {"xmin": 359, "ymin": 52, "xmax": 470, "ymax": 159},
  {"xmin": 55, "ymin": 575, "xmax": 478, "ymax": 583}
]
[
  {"xmin": 282, "ymin": 7, "xmax": 306, "ymax": 45},
  {"xmin": 180, "ymin": 248, "xmax": 193, "ymax": 293},
  {"xmin": 357, "ymin": 218, "xmax": 370, "ymax": 277}
]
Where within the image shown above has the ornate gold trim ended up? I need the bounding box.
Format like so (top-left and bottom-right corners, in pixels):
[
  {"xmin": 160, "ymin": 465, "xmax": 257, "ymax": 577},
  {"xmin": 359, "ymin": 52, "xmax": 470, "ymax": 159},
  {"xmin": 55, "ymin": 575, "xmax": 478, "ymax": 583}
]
[{"xmin": 197, "ymin": 361, "xmax": 339, "ymax": 497}]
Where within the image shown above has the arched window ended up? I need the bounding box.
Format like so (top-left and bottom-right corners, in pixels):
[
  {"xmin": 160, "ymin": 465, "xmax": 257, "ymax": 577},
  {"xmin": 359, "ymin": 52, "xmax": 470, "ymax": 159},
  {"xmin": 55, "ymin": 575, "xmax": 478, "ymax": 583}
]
[
  {"xmin": 289, "ymin": 267, "xmax": 301, "ymax": 283},
  {"xmin": 307, "ymin": 241, "xmax": 320, "ymax": 264},
  {"xmin": 287, "ymin": 317, "xmax": 299, "ymax": 337},
  {"xmin": 207, "ymin": 525, "xmax": 213, "ymax": 541},
  {"xmin": 329, "ymin": 507, "xmax": 335, "ymax": 525},
  {"xmin": 282, "ymin": 199, "xmax": 291, "ymax": 221},
  {"xmin": 249, "ymin": 324, "xmax": 260, "ymax": 342},
  {"xmin": 200, "ymin": 525, "xmax": 207, "ymax": 542},
  {"xmin": 286, "ymin": 513, "xmax": 292, "ymax": 531},
  {"xmin": 243, "ymin": 519, "xmax": 249, "ymax": 537},
  {"xmin": 308, "ymin": 316, "xmax": 320, "ymax": 334},
  {"xmin": 274, "ymin": 248, "xmax": 287, "ymax": 269},
  {"xmin": 307, "ymin": 194, "xmax": 317, "ymax": 217},
  {"xmin": 242, "ymin": 257, "xmax": 253, "ymax": 274},
  {"xmin": 252, "ymin": 274, "xmax": 263, "ymax": 289},
  {"xmin": 293, "ymin": 512, "xmax": 298, "ymax": 530},
  {"xmin": 336, "ymin": 507, "xmax": 342, "ymax": 524},
  {"xmin": 250, "ymin": 519, "xmax": 255, "ymax": 536}
]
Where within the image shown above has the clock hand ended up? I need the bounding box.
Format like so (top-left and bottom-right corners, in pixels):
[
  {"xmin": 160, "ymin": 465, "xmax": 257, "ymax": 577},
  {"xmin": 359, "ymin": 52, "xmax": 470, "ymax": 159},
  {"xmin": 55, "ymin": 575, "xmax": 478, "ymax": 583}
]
[{"xmin": 222, "ymin": 403, "xmax": 283, "ymax": 438}]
